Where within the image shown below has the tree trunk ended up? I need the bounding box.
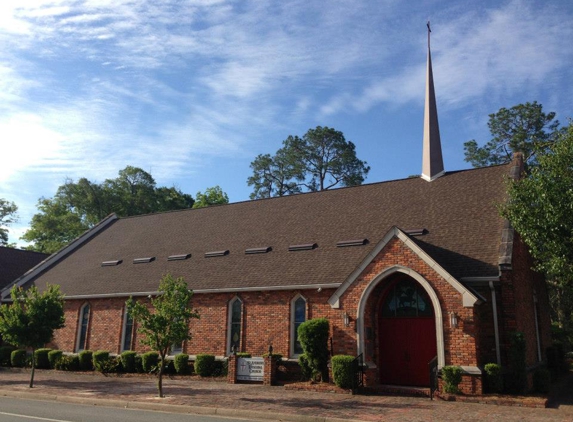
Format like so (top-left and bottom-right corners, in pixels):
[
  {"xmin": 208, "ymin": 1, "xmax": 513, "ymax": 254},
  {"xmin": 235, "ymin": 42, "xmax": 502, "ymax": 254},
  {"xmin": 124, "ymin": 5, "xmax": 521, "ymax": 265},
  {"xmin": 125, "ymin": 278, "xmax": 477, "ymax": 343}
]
[
  {"xmin": 157, "ymin": 353, "xmax": 164, "ymax": 398},
  {"xmin": 29, "ymin": 348, "xmax": 35, "ymax": 388}
]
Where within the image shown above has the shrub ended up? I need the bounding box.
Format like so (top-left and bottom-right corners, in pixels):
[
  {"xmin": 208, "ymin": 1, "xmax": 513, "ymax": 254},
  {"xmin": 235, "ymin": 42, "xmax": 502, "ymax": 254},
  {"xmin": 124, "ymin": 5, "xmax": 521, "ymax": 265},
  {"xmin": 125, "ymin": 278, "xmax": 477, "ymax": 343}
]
[
  {"xmin": 331, "ymin": 355, "xmax": 355, "ymax": 389},
  {"xmin": 298, "ymin": 354, "xmax": 313, "ymax": 381},
  {"xmin": 262, "ymin": 353, "xmax": 283, "ymax": 361},
  {"xmin": 212, "ymin": 359, "xmax": 228, "ymax": 377},
  {"xmin": 92, "ymin": 350, "xmax": 110, "ymax": 373},
  {"xmin": 78, "ymin": 350, "xmax": 93, "ymax": 371},
  {"xmin": 135, "ymin": 354, "xmax": 144, "ymax": 373},
  {"xmin": 34, "ymin": 348, "xmax": 52, "ymax": 369},
  {"xmin": 441, "ymin": 366, "xmax": 463, "ymax": 394},
  {"xmin": 174, "ymin": 353, "xmax": 190, "ymax": 375},
  {"xmin": 507, "ymin": 332, "xmax": 527, "ymax": 394},
  {"xmin": 56, "ymin": 355, "xmax": 80, "ymax": 371},
  {"xmin": 142, "ymin": 351, "xmax": 159, "ymax": 373},
  {"xmin": 235, "ymin": 352, "xmax": 251, "ymax": 358},
  {"xmin": 533, "ymin": 368, "xmax": 551, "ymax": 393},
  {"xmin": 48, "ymin": 350, "xmax": 63, "ymax": 369},
  {"xmin": 11, "ymin": 349, "xmax": 27, "ymax": 368},
  {"xmin": 546, "ymin": 343, "xmax": 567, "ymax": 378},
  {"xmin": 0, "ymin": 346, "xmax": 15, "ymax": 366},
  {"xmin": 484, "ymin": 363, "xmax": 503, "ymax": 393},
  {"xmin": 195, "ymin": 354, "xmax": 215, "ymax": 377},
  {"xmin": 121, "ymin": 351, "xmax": 137, "ymax": 373},
  {"xmin": 297, "ymin": 318, "xmax": 330, "ymax": 382}
]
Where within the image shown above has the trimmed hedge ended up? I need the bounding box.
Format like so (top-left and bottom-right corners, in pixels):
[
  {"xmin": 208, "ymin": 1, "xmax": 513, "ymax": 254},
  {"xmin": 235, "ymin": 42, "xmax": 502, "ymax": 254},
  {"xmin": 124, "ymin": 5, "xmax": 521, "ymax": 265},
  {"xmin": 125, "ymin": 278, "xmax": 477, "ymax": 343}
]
[
  {"xmin": 0, "ymin": 346, "xmax": 15, "ymax": 366},
  {"xmin": 331, "ymin": 355, "xmax": 354, "ymax": 389},
  {"xmin": 34, "ymin": 348, "xmax": 52, "ymax": 369},
  {"xmin": 135, "ymin": 354, "xmax": 144, "ymax": 373},
  {"xmin": 56, "ymin": 355, "xmax": 80, "ymax": 371},
  {"xmin": 48, "ymin": 350, "xmax": 63, "ymax": 369},
  {"xmin": 142, "ymin": 351, "xmax": 159, "ymax": 373},
  {"xmin": 78, "ymin": 350, "xmax": 93, "ymax": 371},
  {"xmin": 213, "ymin": 359, "xmax": 228, "ymax": 377},
  {"xmin": 441, "ymin": 366, "xmax": 463, "ymax": 394},
  {"xmin": 507, "ymin": 332, "xmax": 527, "ymax": 394},
  {"xmin": 484, "ymin": 363, "xmax": 503, "ymax": 393},
  {"xmin": 297, "ymin": 318, "xmax": 330, "ymax": 382},
  {"xmin": 195, "ymin": 354, "xmax": 215, "ymax": 377},
  {"xmin": 121, "ymin": 351, "xmax": 137, "ymax": 373},
  {"xmin": 11, "ymin": 349, "xmax": 27, "ymax": 368},
  {"xmin": 298, "ymin": 354, "xmax": 313, "ymax": 381},
  {"xmin": 92, "ymin": 350, "xmax": 110, "ymax": 373},
  {"xmin": 235, "ymin": 352, "xmax": 251, "ymax": 358},
  {"xmin": 174, "ymin": 353, "xmax": 190, "ymax": 375}
]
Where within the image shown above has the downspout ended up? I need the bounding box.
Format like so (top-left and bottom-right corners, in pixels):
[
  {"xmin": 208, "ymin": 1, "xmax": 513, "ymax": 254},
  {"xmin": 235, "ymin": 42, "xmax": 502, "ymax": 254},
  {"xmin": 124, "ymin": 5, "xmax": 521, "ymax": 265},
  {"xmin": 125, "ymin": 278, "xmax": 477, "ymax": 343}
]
[{"xmin": 489, "ymin": 281, "xmax": 501, "ymax": 365}]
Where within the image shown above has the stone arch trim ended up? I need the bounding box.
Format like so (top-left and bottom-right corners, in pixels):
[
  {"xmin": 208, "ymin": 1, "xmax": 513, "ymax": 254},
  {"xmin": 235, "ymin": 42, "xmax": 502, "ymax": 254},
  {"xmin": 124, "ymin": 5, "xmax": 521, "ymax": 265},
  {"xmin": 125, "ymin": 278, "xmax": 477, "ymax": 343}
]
[{"xmin": 356, "ymin": 265, "xmax": 446, "ymax": 368}]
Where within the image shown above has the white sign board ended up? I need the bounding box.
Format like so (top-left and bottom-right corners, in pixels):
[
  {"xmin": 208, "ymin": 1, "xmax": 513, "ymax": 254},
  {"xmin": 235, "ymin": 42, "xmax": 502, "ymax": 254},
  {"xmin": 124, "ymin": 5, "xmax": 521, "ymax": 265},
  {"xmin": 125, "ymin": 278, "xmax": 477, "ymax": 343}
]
[{"xmin": 237, "ymin": 357, "xmax": 264, "ymax": 381}]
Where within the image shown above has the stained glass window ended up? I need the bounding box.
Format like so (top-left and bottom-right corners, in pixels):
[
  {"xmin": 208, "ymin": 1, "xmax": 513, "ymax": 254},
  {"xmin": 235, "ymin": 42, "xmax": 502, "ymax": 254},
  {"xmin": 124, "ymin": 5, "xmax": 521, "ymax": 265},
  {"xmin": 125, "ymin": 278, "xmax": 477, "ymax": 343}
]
[
  {"xmin": 229, "ymin": 298, "xmax": 242, "ymax": 353},
  {"xmin": 293, "ymin": 296, "xmax": 306, "ymax": 355},
  {"xmin": 381, "ymin": 279, "xmax": 433, "ymax": 318},
  {"xmin": 122, "ymin": 309, "xmax": 134, "ymax": 351},
  {"xmin": 77, "ymin": 303, "xmax": 90, "ymax": 352}
]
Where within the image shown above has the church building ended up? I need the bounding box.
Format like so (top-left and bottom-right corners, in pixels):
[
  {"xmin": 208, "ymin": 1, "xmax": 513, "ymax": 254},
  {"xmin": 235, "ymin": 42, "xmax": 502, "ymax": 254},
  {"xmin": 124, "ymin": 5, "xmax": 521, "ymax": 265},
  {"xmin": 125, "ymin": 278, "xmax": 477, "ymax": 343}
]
[{"xmin": 1, "ymin": 29, "xmax": 551, "ymax": 394}]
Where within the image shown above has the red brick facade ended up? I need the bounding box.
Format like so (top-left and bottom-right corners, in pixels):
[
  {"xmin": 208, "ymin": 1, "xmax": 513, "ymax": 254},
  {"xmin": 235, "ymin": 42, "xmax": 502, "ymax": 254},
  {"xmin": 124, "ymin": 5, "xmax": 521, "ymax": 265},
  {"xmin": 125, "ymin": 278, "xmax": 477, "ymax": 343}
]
[{"xmin": 47, "ymin": 231, "xmax": 550, "ymax": 396}]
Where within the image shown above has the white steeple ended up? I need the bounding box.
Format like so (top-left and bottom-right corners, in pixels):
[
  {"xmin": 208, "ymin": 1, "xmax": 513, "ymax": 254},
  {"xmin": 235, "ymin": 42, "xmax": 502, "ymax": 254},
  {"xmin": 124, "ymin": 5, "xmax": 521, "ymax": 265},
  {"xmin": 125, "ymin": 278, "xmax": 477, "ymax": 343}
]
[{"xmin": 421, "ymin": 21, "xmax": 445, "ymax": 182}]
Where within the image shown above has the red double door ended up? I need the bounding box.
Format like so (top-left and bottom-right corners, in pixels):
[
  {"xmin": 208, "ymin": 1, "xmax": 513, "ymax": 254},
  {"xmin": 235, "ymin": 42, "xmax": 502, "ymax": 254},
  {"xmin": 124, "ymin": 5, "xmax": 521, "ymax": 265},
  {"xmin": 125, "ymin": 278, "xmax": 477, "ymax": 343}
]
[{"xmin": 378, "ymin": 316, "xmax": 436, "ymax": 386}]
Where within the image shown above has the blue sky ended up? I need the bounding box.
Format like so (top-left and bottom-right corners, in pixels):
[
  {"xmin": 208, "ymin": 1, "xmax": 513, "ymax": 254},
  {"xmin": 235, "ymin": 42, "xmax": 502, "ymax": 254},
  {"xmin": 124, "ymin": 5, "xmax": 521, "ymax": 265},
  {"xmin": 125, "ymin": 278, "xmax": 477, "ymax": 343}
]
[{"xmin": 1, "ymin": 0, "xmax": 572, "ymax": 246}]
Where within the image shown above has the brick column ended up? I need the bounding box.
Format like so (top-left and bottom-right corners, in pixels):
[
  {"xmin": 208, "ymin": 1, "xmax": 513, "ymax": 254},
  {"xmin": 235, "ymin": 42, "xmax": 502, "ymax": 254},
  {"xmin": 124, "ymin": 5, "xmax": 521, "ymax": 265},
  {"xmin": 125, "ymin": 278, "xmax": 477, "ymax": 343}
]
[
  {"xmin": 263, "ymin": 355, "xmax": 277, "ymax": 386},
  {"xmin": 228, "ymin": 354, "xmax": 237, "ymax": 384}
]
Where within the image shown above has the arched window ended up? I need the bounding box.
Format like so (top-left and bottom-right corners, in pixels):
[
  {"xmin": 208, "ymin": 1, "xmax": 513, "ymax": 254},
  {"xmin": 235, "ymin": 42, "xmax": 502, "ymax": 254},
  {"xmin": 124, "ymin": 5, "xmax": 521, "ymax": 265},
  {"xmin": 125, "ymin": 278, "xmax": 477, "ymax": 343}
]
[
  {"xmin": 381, "ymin": 278, "xmax": 434, "ymax": 318},
  {"xmin": 227, "ymin": 297, "xmax": 243, "ymax": 354},
  {"xmin": 76, "ymin": 303, "xmax": 90, "ymax": 352},
  {"xmin": 121, "ymin": 308, "xmax": 134, "ymax": 352},
  {"xmin": 290, "ymin": 295, "xmax": 307, "ymax": 357}
]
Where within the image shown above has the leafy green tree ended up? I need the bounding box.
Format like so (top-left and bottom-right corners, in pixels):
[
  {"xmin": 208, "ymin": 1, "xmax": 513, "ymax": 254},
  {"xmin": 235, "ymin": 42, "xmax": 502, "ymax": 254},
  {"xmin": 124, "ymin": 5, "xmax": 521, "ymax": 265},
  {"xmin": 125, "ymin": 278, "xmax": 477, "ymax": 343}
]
[
  {"xmin": 247, "ymin": 126, "xmax": 369, "ymax": 198},
  {"xmin": 0, "ymin": 285, "xmax": 65, "ymax": 388},
  {"xmin": 21, "ymin": 198, "xmax": 88, "ymax": 253},
  {"xmin": 22, "ymin": 166, "xmax": 194, "ymax": 253},
  {"xmin": 192, "ymin": 186, "xmax": 229, "ymax": 208},
  {"xmin": 0, "ymin": 199, "xmax": 18, "ymax": 246},
  {"xmin": 502, "ymin": 124, "xmax": 573, "ymax": 334},
  {"xmin": 126, "ymin": 274, "xmax": 199, "ymax": 398},
  {"xmin": 464, "ymin": 101, "xmax": 561, "ymax": 167}
]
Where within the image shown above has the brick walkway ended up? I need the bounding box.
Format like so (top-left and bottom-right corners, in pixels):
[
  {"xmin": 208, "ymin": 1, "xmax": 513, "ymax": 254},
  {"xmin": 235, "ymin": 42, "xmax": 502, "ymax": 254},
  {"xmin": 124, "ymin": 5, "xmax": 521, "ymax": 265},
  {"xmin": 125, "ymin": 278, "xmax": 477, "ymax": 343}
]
[{"xmin": 0, "ymin": 368, "xmax": 572, "ymax": 422}]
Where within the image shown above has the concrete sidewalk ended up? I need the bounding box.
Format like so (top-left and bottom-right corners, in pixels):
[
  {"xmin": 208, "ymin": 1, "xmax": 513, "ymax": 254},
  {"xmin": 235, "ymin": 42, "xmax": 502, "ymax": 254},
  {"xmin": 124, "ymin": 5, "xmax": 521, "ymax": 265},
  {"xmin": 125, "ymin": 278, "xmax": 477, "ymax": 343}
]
[{"xmin": 1, "ymin": 368, "xmax": 572, "ymax": 422}]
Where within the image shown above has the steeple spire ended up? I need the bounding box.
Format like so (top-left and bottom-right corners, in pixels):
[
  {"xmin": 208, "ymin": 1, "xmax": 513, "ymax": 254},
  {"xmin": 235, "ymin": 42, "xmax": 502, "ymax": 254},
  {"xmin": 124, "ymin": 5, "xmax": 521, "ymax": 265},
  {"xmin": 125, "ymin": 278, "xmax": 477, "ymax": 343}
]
[{"xmin": 421, "ymin": 21, "xmax": 445, "ymax": 182}]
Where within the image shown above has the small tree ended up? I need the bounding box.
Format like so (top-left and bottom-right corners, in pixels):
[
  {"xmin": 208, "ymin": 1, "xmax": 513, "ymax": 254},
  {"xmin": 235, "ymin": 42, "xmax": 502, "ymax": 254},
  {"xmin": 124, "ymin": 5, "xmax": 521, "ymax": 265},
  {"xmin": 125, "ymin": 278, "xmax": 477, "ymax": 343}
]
[
  {"xmin": 126, "ymin": 273, "xmax": 199, "ymax": 397},
  {"xmin": 297, "ymin": 318, "xmax": 330, "ymax": 382},
  {"xmin": 0, "ymin": 284, "xmax": 65, "ymax": 388}
]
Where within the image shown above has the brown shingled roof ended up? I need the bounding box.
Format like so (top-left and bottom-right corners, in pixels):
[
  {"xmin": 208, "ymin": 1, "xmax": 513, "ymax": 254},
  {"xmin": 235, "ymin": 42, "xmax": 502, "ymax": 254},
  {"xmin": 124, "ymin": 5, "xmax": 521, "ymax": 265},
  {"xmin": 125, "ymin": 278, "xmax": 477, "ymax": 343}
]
[
  {"xmin": 0, "ymin": 247, "xmax": 49, "ymax": 290},
  {"xmin": 19, "ymin": 164, "xmax": 510, "ymax": 297}
]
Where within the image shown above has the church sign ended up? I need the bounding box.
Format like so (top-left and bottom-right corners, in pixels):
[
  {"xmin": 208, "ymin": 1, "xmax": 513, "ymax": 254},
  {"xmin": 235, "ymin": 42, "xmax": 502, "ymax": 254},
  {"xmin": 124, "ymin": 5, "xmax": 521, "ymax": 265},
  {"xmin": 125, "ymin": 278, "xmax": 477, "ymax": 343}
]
[{"xmin": 237, "ymin": 357, "xmax": 264, "ymax": 381}]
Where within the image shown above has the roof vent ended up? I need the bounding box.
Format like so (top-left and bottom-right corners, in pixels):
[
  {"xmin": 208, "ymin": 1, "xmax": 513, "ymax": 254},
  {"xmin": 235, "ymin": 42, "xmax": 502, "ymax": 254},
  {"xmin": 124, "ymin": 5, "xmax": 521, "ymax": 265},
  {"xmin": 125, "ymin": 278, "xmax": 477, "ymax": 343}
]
[
  {"xmin": 168, "ymin": 254, "xmax": 191, "ymax": 261},
  {"xmin": 288, "ymin": 243, "xmax": 318, "ymax": 252},
  {"xmin": 336, "ymin": 239, "xmax": 369, "ymax": 247},
  {"xmin": 245, "ymin": 247, "xmax": 272, "ymax": 255},
  {"xmin": 133, "ymin": 257, "xmax": 155, "ymax": 264},
  {"xmin": 404, "ymin": 228, "xmax": 428, "ymax": 236},
  {"xmin": 101, "ymin": 260, "xmax": 122, "ymax": 267},
  {"xmin": 205, "ymin": 250, "xmax": 229, "ymax": 258}
]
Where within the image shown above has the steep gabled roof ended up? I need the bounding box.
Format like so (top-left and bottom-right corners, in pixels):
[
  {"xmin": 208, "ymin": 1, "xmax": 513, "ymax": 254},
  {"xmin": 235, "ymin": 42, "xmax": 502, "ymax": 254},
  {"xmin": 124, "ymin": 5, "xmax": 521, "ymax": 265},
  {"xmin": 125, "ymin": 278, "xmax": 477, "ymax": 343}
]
[
  {"xmin": 7, "ymin": 164, "xmax": 511, "ymax": 298},
  {"xmin": 0, "ymin": 247, "xmax": 49, "ymax": 290}
]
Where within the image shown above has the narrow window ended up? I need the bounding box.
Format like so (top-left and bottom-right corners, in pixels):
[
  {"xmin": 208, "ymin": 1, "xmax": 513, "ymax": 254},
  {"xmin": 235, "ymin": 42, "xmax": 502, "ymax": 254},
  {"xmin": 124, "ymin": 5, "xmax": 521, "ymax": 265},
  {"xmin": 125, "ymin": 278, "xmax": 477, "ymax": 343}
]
[
  {"xmin": 227, "ymin": 297, "xmax": 243, "ymax": 354},
  {"xmin": 121, "ymin": 308, "xmax": 134, "ymax": 352},
  {"xmin": 291, "ymin": 295, "xmax": 307, "ymax": 357},
  {"xmin": 76, "ymin": 303, "xmax": 90, "ymax": 352},
  {"xmin": 170, "ymin": 343, "xmax": 183, "ymax": 355}
]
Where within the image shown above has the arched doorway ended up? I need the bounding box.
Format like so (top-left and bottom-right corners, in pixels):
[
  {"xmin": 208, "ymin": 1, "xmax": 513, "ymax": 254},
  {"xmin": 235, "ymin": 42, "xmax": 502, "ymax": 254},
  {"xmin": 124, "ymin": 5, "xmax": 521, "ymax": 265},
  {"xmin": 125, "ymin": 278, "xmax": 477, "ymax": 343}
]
[{"xmin": 378, "ymin": 274, "xmax": 436, "ymax": 386}]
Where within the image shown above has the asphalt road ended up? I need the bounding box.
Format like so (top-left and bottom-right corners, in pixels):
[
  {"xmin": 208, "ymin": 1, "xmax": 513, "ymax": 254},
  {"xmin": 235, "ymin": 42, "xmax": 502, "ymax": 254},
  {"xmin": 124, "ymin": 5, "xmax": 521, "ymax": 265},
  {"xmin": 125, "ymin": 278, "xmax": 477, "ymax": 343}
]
[{"xmin": 0, "ymin": 397, "xmax": 256, "ymax": 422}]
